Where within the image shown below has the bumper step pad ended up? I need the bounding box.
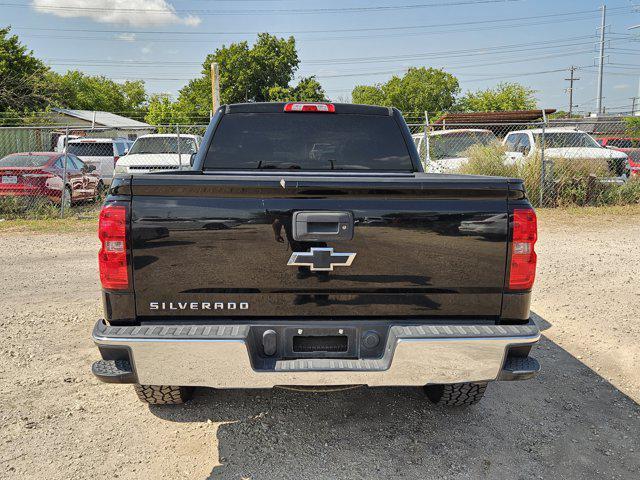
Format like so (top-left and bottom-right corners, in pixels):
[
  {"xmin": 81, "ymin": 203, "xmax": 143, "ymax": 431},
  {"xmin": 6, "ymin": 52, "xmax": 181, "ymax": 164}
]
[
  {"xmin": 498, "ymin": 355, "xmax": 540, "ymax": 381},
  {"xmin": 92, "ymin": 359, "xmax": 137, "ymax": 383}
]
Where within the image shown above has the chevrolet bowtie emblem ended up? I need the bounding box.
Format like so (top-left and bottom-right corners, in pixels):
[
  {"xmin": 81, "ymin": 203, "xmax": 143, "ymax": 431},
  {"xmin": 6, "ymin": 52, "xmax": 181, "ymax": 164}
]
[{"xmin": 287, "ymin": 247, "xmax": 356, "ymax": 272}]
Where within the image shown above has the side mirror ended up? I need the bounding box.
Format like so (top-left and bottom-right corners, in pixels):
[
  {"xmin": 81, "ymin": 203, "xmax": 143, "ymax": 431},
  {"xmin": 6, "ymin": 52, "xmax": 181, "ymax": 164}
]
[
  {"xmin": 87, "ymin": 164, "xmax": 97, "ymax": 172},
  {"xmin": 190, "ymin": 153, "xmax": 197, "ymax": 167}
]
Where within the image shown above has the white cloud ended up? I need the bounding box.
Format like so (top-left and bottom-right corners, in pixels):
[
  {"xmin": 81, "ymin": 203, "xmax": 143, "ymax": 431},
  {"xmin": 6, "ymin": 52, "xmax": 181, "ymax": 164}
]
[
  {"xmin": 115, "ymin": 32, "xmax": 136, "ymax": 42},
  {"xmin": 141, "ymin": 44, "xmax": 153, "ymax": 54},
  {"xmin": 31, "ymin": 0, "xmax": 202, "ymax": 28},
  {"xmin": 613, "ymin": 84, "xmax": 630, "ymax": 90}
]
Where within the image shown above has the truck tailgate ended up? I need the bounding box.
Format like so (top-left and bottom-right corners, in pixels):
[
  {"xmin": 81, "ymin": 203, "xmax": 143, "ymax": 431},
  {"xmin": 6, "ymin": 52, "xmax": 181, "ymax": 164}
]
[{"xmin": 130, "ymin": 174, "xmax": 510, "ymax": 318}]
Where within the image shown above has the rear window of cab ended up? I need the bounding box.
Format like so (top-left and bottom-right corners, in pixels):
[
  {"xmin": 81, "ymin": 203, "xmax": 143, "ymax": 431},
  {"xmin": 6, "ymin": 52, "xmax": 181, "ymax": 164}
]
[{"xmin": 204, "ymin": 113, "xmax": 414, "ymax": 171}]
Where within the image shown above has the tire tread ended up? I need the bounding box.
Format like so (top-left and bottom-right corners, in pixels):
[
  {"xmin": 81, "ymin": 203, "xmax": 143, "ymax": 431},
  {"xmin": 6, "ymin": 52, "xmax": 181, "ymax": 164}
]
[
  {"xmin": 134, "ymin": 384, "xmax": 194, "ymax": 405},
  {"xmin": 424, "ymin": 382, "xmax": 487, "ymax": 406}
]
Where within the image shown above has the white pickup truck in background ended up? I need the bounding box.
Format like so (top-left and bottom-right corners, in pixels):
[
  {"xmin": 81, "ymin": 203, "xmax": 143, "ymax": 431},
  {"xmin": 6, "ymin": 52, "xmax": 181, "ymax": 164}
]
[
  {"xmin": 114, "ymin": 134, "xmax": 202, "ymax": 175},
  {"xmin": 503, "ymin": 127, "xmax": 630, "ymax": 181}
]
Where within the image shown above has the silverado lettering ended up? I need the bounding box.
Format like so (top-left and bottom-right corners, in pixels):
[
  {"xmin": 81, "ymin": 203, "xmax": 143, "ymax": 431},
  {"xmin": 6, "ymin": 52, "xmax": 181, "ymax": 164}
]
[{"xmin": 149, "ymin": 302, "xmax": 250, "ymax": 311}]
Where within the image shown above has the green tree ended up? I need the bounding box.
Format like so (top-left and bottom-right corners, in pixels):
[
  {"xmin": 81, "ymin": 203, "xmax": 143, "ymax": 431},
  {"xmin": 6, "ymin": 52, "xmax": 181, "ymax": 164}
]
[
  {"xmin": 0, "ymin": 26, "xmax": 52, "ymax": 116},
  {"xmin": 352, "ymin": 67, "xmax": 460, "ymax": 115},
  {"xmin": 351, "ymin": 85, "xmax": 385, "ymax": 106},
  {"xmin": 177, "ymin": 33, "xmax": 323, "ymax": 117},
  {"xmin": 624, "ymin": 116, "xmax": 640, "ymax": 138},
  {"xmin": 291, "ymin": 76, "xmax": 326, "ymax": 101},
  {"xmin": 49, "ymin": 71, "xmax": 147, "ymax": 117},
  {"xmin": 267, "ymin": 76, "xmax": 325, "ymax": 102},
  {"xmin": 145, "ymin": 94, "xmax": 190, "ymax": 126},
  {"xmin": 457, "ymin": 82, "xmax": 537, "ymax": 112}
]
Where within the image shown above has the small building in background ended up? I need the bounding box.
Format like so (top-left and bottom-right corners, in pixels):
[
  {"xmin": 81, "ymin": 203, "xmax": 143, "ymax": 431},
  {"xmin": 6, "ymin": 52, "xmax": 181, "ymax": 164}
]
[
  {"xmin": 48, "ymin": 109, "xmax": 154, "ymax": 139},
  {"xmin": 0, "ymin": 110, "xmax": 154, "ymax": 158}
]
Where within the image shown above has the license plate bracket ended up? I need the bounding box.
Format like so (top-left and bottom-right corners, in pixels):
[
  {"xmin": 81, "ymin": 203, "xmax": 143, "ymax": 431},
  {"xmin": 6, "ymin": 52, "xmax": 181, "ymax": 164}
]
[{"xmin": 283, "ymin": 326, "xmax": 358, "ymax": 359}]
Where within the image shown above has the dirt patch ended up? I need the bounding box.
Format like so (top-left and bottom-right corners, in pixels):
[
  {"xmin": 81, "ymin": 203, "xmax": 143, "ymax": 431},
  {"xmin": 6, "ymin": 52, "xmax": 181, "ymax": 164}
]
[{"xmin": 1, "ymin": 209, "xmax": 639, "ymax": 479}]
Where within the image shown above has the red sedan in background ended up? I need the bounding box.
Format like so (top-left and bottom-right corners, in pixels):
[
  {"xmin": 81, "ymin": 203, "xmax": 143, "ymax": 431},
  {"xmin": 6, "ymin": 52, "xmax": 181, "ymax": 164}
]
[
  {"xmin": 0, "ymin": 152, "xmax": 101, "ymax": 208},
  {"xmin": 596, "ymin": 137, "xmax": 640, "ymax": 177}
]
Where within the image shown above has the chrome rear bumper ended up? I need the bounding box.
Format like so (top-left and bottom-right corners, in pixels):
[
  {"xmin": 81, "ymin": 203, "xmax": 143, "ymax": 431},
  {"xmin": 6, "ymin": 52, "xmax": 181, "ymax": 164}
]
[{"xmin": 92, "ymin": 320, "xmax": 540, "ymax": 388}]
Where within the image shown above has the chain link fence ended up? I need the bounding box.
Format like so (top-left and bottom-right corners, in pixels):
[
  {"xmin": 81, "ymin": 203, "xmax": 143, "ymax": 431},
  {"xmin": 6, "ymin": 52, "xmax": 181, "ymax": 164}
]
[
  {"xmin": 408, "ymin": 118, "xmax": 640, "ymax": 207},
  {"xmin": 0, "ymin": 124, "xmax": 207, "ymax": 219},
  {"xmin": 1, "ymin": 117, "xmax": 639, "ymax": 220}
]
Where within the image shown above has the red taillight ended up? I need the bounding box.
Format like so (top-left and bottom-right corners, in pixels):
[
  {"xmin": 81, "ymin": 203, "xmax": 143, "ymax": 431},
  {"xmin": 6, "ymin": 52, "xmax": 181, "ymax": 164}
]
[
  {"xmin": 508, "ymin": 208, "xmax": 537, "ymax": 291},
  {"xmin": 98, "ymin": 205, "xmax": 129, "ymax": 290},
  {"xmin": 284, "ymin": 102, "xmax": 335, "ymax": 113},
  {"xmin": 114, "ymin": 156, "xmax": 120, "ymax": 167}
]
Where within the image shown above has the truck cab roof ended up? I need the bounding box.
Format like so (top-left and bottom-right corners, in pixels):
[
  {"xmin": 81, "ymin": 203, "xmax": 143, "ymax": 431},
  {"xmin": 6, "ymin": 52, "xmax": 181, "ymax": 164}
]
[{"xmin": 224, "ymin": 102, "xmax": 393, "ymax": 116}]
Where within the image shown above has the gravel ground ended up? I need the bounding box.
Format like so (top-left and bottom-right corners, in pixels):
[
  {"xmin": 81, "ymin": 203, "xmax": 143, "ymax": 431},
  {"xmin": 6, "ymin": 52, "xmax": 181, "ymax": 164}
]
[{"xmin": 1, "ymin": 209, "xmax": 639, "ymax": 479}]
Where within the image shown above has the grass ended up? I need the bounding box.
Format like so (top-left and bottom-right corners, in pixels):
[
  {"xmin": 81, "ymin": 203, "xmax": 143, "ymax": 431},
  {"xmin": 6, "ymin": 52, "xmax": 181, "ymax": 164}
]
[
  {"xmin": 0, "ymin": 195, "xmax": 101, "ymax": 233},
  {"xmin": 0, "ymin": 209, "xmax": 99, "ymax": 234}
]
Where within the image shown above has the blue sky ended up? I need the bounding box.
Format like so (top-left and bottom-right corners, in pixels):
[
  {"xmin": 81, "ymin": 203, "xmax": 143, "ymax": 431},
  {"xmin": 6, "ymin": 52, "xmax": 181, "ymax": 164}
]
[{"xmin": 4, "ymin": 0, "xmax": 640, "ymax": 114}]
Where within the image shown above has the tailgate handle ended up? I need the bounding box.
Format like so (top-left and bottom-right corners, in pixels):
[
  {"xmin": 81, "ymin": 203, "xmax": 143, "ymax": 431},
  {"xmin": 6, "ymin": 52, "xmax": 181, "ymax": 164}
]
[{"xmin": 292, "ymin": 211, "xmax": 354, "ymax": 241}]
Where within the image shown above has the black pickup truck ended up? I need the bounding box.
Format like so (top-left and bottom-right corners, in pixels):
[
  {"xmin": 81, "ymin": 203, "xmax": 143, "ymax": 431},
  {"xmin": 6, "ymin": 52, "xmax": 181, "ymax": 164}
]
[{"xmin": 91, "ymin": 102, "xmax": 540, "ymax": 407}]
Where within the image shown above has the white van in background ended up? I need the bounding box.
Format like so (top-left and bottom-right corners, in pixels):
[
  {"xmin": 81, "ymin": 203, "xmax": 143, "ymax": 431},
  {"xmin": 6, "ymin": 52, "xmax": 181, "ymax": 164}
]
[
  {"xmin": 114, "ymin": 134, "xmax": 201, "ymax": 175},
  {"xmin": 67, "ymin": 138, "xmax": 133, "ymax": 187}
]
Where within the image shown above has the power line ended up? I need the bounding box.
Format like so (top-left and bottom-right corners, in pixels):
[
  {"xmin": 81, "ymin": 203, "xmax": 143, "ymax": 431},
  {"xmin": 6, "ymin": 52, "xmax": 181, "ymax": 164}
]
[
  {"xmin": 10, "ymin": 6, "xmax": 625, "ymax": 36},
  {"xmin": 8, "ymin": 8, "xmax": 632, "ymax": 46},
  {"xmin": 40, "ymin": 36, "xmax": 603, "ymax": 68},
  {"xmin": 0, "ymin": 67, "xmax": 574, "ymax": 85},
  {"xmin": 3, "ymin": 0, "xmax": 526, "ymax": 16},
  {"xmin": 15, "ymin": 34, "xmax": 596, "ymax": 53},
  {"xmin": 44, "ymin": 35, "xmax": 632, "ymax": 70},
  {"xmin": 56, "ymin": 48, "xmax": 600, "ymax": 72},
  {"xmin": 303, "ymin": 36, "xmax": 598, "ymax": 65}
]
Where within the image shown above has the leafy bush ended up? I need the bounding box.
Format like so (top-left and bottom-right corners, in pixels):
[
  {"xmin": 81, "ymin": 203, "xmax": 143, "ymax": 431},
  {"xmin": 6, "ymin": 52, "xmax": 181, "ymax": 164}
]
[
  {"xmin": 624, "ymin": 116, "xmax": 640, "ymax": 138},
  {"xmin": 596, "ymin": 177, "xmax": 640, "ymax": 206},
  {"xmin": 457, "ymin": 143, "xmax": 518, "ymax": 177},
  {"xmin": 454, "ymin": 144, "xmax": 640, "ymax": 207}
]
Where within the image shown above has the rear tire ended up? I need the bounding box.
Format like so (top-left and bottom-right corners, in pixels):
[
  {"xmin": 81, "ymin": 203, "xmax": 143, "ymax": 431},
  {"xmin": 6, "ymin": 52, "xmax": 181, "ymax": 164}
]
[
  {"xmin": 134, "ymin": 384, "xmax": 194, "ymax": 405},
  {"xmin": 423, "ymin": 382, "xmax": 488, "ymax": 406}
]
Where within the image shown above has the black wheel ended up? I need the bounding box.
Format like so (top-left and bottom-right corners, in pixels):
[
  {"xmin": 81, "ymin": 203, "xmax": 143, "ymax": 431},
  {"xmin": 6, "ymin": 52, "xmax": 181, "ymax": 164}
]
[
  {"xmin": 423, "ymin": 382, "xmax": 488, "ymax": 406},
  {"xmin": 134, "ymin": 384, "xmax": 194, "ymax": 405}
]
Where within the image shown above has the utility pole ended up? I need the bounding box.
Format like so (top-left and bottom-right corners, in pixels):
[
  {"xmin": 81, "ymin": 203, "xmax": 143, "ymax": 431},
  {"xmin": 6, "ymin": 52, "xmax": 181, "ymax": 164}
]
[
  {"xmin": 631, "ymin": 96, "xmax": 638, "ymax": 116},
  {"xmin": 564, "ymin": 66, "xmax": 580, "ymax": 117},
  {"xmin": 596, "ymin": 4, "xmax": 607, "ymax": 115},
  {"xmin": 210, "ymin": 62, "xmax": 220, "ymax": 112}
]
